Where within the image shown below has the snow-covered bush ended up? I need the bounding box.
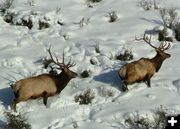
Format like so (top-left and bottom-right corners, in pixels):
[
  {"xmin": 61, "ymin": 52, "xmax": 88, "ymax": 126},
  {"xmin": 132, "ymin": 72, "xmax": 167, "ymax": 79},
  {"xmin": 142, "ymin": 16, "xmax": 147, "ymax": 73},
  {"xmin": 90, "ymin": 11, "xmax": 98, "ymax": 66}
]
[
  {"xmin": 138, "ymin": 0, "xmax": 160, "ymax": 11},
  {"xmin": 39, "ymin": 19, "xmax": 50, "ymax": 30},
  {"xmin": 159, "ymin": 8, "xmax": 180, "ymax": 41},
  {"xmin": 3, "ymin": 10, "xmax": 14, "ymax": 23},
  {"xmin": 80, "ymin": 70, "xmax": 92, "ymax": 78},
  {"xmin": 75, "ymin": 89, "xmax": 95, "ymax": 105},
  {"xmin": 158, "ymin": 27, "xmax": 174, "ymax": 42},
  {"xmin": 86, "ymin": 0, "xmax": 102, "ymax": 8},
  {"xmin": 115, "ymin": 49, "xmax": 134, "ymax": 61},
  {"xmin": 3, "ymin": 10, "xmax": 62, "ymax": 30},
  {"xmin": 16, "ymin": 17, "xmax": 33, "ymax": 29},
  {"xmin": 174, "ymin": 23, "xmax": 180, "ymax": 41},
  {"xmin": 87, "ymin": 0, "xmax": 102, "ymax": 3},
  {"xmin": 159, "ymin": 8, "xmax": 178, "ymax": 29},
  {"xmin": 4, "ymin": 111, "xmax": 31, "ymax": 129},
  {"xmin": 108, "ymin": 11, "xmax": 118, "ymax": 23},
  {"xmin": 0, "ymin": 0, "xmax": 13, "ymax": 13}
]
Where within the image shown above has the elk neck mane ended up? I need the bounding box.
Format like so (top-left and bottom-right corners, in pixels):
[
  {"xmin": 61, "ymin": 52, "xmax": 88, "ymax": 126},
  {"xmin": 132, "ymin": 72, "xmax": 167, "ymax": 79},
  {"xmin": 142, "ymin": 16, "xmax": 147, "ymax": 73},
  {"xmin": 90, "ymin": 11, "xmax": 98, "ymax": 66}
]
[
  {"xmin": 53, "ymin": 71, "xmax": 72, "ymax": 94},
  {"xmin": 150, "ymin": 52, "xmax": 165, "ymax": 72}
]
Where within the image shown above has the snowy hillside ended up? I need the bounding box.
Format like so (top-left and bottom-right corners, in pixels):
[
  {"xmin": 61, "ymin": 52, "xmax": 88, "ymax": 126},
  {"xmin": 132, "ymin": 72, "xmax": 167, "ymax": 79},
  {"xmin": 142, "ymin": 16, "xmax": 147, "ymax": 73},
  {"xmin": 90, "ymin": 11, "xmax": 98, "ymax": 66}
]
[{"xmin": 0, "ymin": 0, "xmax": 180, "ymax": 129}]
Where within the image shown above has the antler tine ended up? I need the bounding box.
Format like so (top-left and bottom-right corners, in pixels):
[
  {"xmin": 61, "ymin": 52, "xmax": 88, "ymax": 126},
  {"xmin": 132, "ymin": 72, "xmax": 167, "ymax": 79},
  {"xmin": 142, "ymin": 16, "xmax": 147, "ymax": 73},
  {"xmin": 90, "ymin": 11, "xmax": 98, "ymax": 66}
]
[
  {"xmin": 66, "ymin": 57, "xmax": 76, "ymax": 68},
  {"xmin": 136, "ymin": 33, "xmax": 158, "ymax": 50},
  {"xmin": 135, "ymin": 33, "xmax": 146, "ymax": 41},
  {"xmin": 47, "ymin": 46, "xmax": 63, "ymax": 68},
  {"xmin": 144, "ymin": 35, "xmax": 157, "ymax": 49},
  {"xmin": 62, "ymin": 51, "xmax": 65, "ymax": 65},
  {"xmin": 159, "ymin": 41, "xmax": 171, "ymax": 51}
]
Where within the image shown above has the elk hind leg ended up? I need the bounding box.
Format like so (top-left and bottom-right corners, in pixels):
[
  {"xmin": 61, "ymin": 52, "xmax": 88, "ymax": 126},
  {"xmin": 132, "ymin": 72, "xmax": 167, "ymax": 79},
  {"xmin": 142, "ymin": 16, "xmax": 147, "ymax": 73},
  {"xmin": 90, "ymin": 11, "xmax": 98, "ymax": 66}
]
[{"xmin": 122, "ymin": 81, "xmax": 129, "ymax": 92}]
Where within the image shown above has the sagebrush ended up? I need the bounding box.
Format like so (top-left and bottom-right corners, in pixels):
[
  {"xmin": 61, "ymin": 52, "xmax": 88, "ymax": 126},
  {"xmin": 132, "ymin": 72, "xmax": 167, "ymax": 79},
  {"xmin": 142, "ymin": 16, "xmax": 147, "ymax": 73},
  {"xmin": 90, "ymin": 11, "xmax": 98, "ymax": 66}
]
[
  {"xmin": 3, "ymin": 111, "xmax": 31, "ymax": 129},
  {"xmin": 75, "ymin": 89, "xmax": 95, "ymax": 105},
  {"xmin": 125, "ymin": 108, "xmax": 167, "ymax": 129}
]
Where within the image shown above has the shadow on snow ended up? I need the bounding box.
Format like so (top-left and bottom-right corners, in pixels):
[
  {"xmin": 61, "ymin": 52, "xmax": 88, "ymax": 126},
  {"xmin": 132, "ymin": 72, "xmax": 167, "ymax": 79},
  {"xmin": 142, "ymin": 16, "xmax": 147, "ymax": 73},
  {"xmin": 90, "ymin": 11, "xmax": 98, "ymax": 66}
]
[
  {"xmin": 93, "ymin": 69, "xmax": 124, "ymax": 91},
  {"xmin": 0, "ymin": 87, "xmax": 14, "ymax": 107}
]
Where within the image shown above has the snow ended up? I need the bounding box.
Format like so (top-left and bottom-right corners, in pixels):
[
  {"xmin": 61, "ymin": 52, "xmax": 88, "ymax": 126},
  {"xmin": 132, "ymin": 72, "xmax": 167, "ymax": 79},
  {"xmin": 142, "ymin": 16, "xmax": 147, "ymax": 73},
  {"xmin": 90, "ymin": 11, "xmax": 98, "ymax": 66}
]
[{"xmin": 0, "ymin": 0, "xmax": 180, "ymax": 129}]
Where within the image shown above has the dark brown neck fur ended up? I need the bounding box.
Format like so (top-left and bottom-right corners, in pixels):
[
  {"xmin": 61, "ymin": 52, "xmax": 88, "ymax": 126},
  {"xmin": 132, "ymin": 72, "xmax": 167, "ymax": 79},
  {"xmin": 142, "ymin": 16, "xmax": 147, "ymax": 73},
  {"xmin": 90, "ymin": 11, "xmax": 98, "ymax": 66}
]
[
  {"xmin": 52, "ymin": 71, "xmax": 72, "ymax": 94},
  {"xmin": 150, "ymin": 53, "xmax": 165, "ymax": 72}
]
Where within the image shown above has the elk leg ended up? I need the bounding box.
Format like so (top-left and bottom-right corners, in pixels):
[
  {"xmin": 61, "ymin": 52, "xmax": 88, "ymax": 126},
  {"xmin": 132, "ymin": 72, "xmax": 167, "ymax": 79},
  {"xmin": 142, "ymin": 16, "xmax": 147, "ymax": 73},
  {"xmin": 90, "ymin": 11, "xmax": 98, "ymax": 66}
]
[
  {"xmin": 147, "ymin": 79, "xmax": 151, "ymax": 87},
  {"xmin": 144, "ymin": 78, "xmax": 151, "ymax": 88},
  {"xmin": 122, "ymin": 81, "xmax": 129, "ymax": 92},
  {"xmin": 43, "ymin": 91, "xmax": 48, "ymax": 106},
  {"xmin": 11, "ymin": 98, "xmax": 19, "ymax": 112}
]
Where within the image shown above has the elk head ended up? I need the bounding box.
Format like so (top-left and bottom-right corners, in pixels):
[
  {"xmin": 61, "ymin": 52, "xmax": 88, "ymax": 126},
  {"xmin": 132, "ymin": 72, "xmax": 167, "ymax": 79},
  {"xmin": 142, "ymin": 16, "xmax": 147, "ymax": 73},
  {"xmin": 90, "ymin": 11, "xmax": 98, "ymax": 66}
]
[
  {"xmin": 47, "ymin": 46, "xmax": 78, "ymax": 78},
  {"xmin": 136, "ymin": 33, "xmax": 171, "ymax": 60}
]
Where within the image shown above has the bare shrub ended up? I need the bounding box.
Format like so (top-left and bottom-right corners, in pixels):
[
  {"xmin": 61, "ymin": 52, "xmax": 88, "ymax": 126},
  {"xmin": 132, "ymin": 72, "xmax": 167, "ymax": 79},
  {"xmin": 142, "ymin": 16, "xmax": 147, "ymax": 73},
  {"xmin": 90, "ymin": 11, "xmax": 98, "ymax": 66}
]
[
  {"xmin": 74, "ymin": 17, "xmax": 90, "ymax": 28},
  {"xmin": 95, "ymin": 42, "xmax": 100, "ymax": 53},
  {"xmin": 98, "ymin": 86, "xmax": 114, "ymax": 98},
  {"xmin": 152, "ymin": 109, "xmax": 166, "ymax": 129},
  {"xmin": 115, "ymin": 49, "xmax": 133, "ymax": 61},
  {"xmin": 125, "ymin": 112, "xmax": 152, "ymax": 129},
  {"xmin": 4, "ymin": 111, "xmax": 31, "ymax": 129},
  {"xmin": 138, "ymin": 0, "xmax": 160, "ymax": 10},
  {"xmin": 86, "ymin": 0, "xmax": 102, "ymax": 8},
  {"xmin": 153, "ymin": 0, "xmax": 159, "ymax": 9},
  {"xmin": 160, "ymin": 8, "xmax": 178, "ymax": 28},
  {"xmin": 56, "ymin": 7, "xmax": 61, "ymax": 14},
  {"xmin": 75, "ymin": 89, "xmax": 95, "ymax": 105},
  {"xmin": 108, "ymin": 11, "xmax": 118, "ymax": 23},
  {"xmin": 174, "ymin": 23, "xmax": 180, "ymax": 41},
  {"xmin": 26, "ymin": 0, "xmax": 35, "ymax": 6},
  {"xmin": 125, "ymin": 108, "xmax": 167, "ymax": 129},
  {"xmin": 138, "ymin": 0, "xmax": 152, "ymax": 10}
]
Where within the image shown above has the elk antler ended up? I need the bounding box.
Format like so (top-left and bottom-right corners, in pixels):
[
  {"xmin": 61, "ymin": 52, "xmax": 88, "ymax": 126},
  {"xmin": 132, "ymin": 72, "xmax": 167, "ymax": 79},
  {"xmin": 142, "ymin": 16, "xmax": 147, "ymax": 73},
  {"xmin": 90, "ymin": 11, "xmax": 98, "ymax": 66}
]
[
  {"xmin": 47, "ymin": 46, "xmax": 64, "ymax": 69},
  {"xmin": 47, "ymin": 46, "xmax": 76, "ymax": 69},
  {"xmin": 158, "ymin": 41, "xmax": 171, "ymax": 51},
  {"xmin": 135, "ymin": 33, "xmax": 171, "ymax": 51},
  {"xmin": 66, "ymin": 57, "xmax": 76, "ymax": 68}
]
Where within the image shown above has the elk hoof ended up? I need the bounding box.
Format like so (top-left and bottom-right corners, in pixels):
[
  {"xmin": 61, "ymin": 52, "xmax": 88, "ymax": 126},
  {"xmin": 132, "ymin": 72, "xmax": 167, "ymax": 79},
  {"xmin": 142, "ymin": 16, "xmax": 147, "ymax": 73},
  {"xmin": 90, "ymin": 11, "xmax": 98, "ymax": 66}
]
[{"xmin": 122, "ymin": 86, "xmax": 128, "ymax": 92}]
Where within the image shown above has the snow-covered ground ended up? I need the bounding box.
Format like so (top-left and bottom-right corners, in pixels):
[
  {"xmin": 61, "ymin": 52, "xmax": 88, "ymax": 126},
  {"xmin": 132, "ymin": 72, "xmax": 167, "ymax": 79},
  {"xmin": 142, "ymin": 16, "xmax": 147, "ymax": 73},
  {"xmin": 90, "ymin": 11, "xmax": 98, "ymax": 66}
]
[{"xmin": 0, "ymin": 0, "xmax": 180, "ymax": 128}]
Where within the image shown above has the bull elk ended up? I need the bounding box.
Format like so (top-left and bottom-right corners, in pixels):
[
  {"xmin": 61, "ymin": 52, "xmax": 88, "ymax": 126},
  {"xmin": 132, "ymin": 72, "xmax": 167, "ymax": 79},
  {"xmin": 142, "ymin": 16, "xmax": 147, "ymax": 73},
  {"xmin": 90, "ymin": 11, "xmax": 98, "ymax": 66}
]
[
  {"xmin": 11, "ymin": 47, "xmax": 77, "ymax": 111},
  {"xmin": 118, "ymin": 34, "xmax": 171, "ymax": 91}
]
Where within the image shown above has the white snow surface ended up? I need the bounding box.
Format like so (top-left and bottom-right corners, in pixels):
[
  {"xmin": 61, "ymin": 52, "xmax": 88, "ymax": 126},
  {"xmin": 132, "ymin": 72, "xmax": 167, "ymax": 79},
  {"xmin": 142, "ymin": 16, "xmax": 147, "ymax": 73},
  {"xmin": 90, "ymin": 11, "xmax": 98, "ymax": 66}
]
[{"xmin": 0, "ymin": 0, "xmax": 180, "ymax": 129}]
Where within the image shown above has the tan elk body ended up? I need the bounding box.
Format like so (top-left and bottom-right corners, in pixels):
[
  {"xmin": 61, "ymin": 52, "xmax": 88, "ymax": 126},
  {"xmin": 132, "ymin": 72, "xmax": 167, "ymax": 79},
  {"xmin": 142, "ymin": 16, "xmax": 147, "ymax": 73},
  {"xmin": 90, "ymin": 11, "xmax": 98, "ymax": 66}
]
[
  {"xmin": 11, "ymin": 47, "xmax": 77, "ymax": 111},
  {"xmin": 118, "ymin": 34, "xmax": 171, "ymax": 91}
]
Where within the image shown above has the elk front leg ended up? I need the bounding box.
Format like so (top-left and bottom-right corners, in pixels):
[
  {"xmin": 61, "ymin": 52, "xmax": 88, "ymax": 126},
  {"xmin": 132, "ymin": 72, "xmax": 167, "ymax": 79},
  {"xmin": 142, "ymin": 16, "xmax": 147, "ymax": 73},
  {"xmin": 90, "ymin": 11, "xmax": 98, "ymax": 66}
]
[
  {"xmin": 147, "ymin": 79, "xmax": 151, "ymax": 87},
  {"xmin": 11, "ymin": 98, "xmax": 19, "ymax": 112},
  {"xmin": 43, "ymin": 91, "xmax": 48, "ymax": 106}
]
